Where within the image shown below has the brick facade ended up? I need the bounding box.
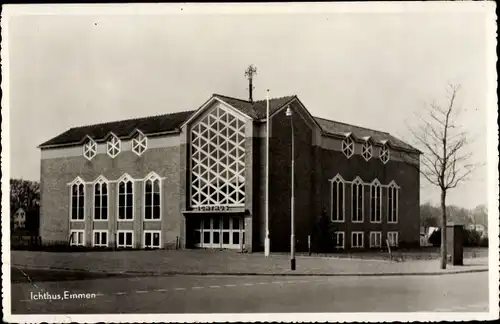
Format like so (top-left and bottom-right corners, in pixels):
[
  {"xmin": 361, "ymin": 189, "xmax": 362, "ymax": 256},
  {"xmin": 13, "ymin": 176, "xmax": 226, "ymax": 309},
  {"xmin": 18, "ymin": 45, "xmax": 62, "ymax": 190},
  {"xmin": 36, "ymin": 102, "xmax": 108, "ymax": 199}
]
[
  {"xmin": 40, "ymin": 144, "xmax": 182, "ymax": 248},
  {"xmin": 39, "ymin": 94, "xmax": 420, "ymax": 252}
]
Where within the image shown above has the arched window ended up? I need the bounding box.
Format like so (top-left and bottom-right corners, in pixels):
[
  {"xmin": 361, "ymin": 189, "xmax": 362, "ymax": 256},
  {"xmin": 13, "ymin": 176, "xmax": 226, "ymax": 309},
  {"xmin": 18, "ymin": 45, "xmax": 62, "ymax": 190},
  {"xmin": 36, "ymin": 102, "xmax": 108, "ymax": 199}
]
[
  {"xmin": 70, "ymin": 178, "xmax": 85, "ymax": 221},
  {"xmin": 144, "ymin": 173, "xmax": 161, "ymax": 220},
  {"xmin": 370, "ymin": 179, "xmax": 382, "ymax": 223},
  {"xmin": 387, "ymin": 181, "xmax": 399, "ymax": 223},
  {"xmin": 362, "ymin": 142, "xmax": 372, "ymax": 161},
  {"xmin": 107, "ymin": 134, "xmax": 121, "ymax": 158},
  {"xmin": 118, "ymin": 175, "xmax": 134, "ymax": 220},
  {"xmin": 351, "ymin": 177, "xmax": 364, "ymax": 222},
  {"xmin": 342, "ymin": 136, "xmax": 354, "ymax": 158},
  {"xmin": 94, "ymin": 177, "xmax": 108, "ymax": 221},
  {"xmin": 331, "ymin": 175, "xmax": 345, "ymax": 222},
  {"xmin": 83, "ymin": 138, "xmax": 97, "ymax": 160},
  {"xmin": 132, "ymin": 131, "xmax": 147, "ymax": 156},
  {"xmin": 380, "ymin": 144, "xmax": 390, "ymax": 164}
]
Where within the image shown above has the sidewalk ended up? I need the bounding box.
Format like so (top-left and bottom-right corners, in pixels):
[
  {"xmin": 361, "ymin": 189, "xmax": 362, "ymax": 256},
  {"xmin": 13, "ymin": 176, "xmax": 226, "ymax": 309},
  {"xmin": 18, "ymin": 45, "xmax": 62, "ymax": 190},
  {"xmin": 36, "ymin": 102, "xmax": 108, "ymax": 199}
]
[{"xmin": 10, "ymin": 250, "xmax": 489, "ymax": 277}]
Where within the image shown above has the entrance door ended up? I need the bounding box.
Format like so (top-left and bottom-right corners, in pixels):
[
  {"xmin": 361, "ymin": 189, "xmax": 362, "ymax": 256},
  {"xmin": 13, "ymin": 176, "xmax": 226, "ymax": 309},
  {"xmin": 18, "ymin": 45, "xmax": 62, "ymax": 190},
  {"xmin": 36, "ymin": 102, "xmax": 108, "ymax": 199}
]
[{"xmin": 193, "ymin": 215, "xmax": 245, "ymax": 249}]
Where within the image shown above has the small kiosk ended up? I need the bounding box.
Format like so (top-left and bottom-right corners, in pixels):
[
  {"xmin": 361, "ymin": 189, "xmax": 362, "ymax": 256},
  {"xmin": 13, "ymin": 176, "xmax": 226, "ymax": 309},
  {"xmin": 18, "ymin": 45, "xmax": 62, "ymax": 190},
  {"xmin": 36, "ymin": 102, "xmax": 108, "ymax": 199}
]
[{"xmin": 446, "ymin": 223, "xmax": 464, "ymax": 266}]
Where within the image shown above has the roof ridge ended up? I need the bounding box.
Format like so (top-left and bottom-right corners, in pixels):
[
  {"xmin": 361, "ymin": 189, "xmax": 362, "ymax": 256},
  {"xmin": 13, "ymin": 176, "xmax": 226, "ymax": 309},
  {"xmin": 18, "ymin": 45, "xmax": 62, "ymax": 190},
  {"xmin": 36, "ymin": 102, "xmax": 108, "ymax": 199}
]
[
  {"xmin": 213, "ymin": 93, "xmax": 251, "ymax": 103},
  {"xmin": 254, "ymin": 95, "xmax": 296, "ymax": 104},
  {"xmin": 72, "ymin": 110, "xmax": 195, "ymax": 130},
  {"xmin": 314, "ymin": 116, "xmax": 390, "ymax": 135}
]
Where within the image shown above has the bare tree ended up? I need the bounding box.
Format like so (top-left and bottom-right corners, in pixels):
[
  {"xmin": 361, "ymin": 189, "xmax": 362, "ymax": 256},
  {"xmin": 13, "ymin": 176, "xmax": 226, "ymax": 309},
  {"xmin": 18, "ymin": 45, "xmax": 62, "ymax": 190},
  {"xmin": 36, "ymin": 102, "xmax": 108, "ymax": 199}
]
[{"xmin": 409, "ymin": 84, "xmax": 476, "ymax": 269}]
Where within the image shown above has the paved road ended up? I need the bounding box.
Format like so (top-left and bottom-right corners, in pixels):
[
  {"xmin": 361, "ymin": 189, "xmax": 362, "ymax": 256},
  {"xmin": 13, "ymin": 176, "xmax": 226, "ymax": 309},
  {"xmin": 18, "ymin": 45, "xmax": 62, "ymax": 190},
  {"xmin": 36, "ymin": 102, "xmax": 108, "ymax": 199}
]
[{"xmin": 11, "ymin": 268, "xmax": 489, "ymax": 314}]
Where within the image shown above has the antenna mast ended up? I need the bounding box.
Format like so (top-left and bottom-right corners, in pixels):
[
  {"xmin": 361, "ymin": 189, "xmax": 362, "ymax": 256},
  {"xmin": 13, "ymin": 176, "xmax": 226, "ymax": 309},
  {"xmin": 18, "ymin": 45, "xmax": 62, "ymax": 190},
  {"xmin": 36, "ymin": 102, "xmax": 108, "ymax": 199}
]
[{"xmin": 244, "ymin": 65, "xmax": 257, "ymax": 102}]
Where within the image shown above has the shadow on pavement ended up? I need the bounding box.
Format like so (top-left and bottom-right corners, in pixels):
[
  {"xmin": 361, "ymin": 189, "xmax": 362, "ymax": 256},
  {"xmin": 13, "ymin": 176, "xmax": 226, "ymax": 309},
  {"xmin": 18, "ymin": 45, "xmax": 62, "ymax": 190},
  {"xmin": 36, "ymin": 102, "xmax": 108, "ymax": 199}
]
[{"xmin": 11, "ymin": 267, "xmax": 135, "ymax": 284}]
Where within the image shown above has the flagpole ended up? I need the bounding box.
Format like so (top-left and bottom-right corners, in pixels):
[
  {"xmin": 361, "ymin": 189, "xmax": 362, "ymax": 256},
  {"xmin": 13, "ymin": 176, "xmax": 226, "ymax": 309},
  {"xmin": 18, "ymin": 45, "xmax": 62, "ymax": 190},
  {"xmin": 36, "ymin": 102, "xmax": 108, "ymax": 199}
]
[{"xmin": 264, "ymin": 89, "xmax": 271, "ymax": 257}]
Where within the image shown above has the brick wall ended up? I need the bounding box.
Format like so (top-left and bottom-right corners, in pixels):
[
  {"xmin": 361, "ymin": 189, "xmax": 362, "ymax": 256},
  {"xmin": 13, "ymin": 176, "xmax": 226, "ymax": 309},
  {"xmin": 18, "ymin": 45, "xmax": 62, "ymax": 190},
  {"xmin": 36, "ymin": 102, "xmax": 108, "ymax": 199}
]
[
  {"xmin": 318, "ymin": 148, "xmax": 420, "ymax": 248},
  {"xmin": 40, "ymin": 145, "xmax": 182, "ymax": 247},
  {"xmin": 266, "ymin": 104, "xmax": 315, "ymax": 252},
  {"xmin": 257, "ymin": 107, "xmax": 420, "ymax": 252}
]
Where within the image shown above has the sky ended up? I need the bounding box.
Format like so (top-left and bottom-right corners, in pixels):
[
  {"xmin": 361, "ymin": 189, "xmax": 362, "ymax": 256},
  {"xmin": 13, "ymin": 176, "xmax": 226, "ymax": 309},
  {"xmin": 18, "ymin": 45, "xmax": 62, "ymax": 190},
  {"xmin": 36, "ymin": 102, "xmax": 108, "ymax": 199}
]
[{"xmin": 4, "ymin": 3, "xmax": 496, "ymax": 210}]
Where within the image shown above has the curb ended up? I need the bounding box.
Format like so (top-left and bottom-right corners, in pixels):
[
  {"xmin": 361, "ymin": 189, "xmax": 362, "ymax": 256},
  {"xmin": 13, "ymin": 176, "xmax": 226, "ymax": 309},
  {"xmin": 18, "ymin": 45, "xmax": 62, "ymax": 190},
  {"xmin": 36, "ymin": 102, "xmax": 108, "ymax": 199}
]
[{"xmin": 11, "ymin": 264, "xmax": 488, "ymax": 277}]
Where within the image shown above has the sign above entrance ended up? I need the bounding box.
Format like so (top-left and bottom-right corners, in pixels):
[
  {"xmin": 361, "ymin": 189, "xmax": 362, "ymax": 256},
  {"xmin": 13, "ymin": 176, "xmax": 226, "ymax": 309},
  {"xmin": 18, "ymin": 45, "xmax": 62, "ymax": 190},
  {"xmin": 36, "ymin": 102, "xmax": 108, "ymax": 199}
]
[{"xmin": 194, "ymin": 206, "xmax": 230, "ymax": 212}]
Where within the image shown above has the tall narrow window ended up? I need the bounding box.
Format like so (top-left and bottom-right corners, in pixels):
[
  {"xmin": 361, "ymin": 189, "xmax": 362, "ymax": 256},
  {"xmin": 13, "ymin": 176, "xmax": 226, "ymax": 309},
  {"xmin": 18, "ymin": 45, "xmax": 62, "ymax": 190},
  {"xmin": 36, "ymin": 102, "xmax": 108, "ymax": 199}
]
[
  {"xmin": 370, "ymin": 180, "xmax": 382, "ymax": 223},
  {"xmin": 331, "ymin": 175, "xmax": 345, "ymax": 222},
  {"xmin": 342, "ymin": 136, "xmax": 354, "ymax": 158},
  {"xmin": 94, "ymin": 178, "xmax": 108, "ymax": 221},
  {"xmin": 380, "ymin": 144, "xmax": 390, "ymax": 164},
  {"xmin": 118, "ymin": 175, "xmax": 134, "ymax": 220},
  {"xmin": 144, "ymin": 173, "xmax": 161, "ymax": 220},
  {"xmin": 351, "ymin": 177, "xmax": 364, "ymax": 222},
  {"xmin": 83, "ymin": 138, "xmax": 97, "ymax": 160},
  {"xmin": 388, "ymin": 182, "xmax": 399, "ymax": 223},
  {"xmin": 107, "ymin": 134, "xmax": 121, "ymax": 158},
  {"xmin": 70, "ymin": 179, "xmax": 85, "ymax": 221},
  {"xmin": 132, "ymin": 131, "xmax": 147, "ymax": 156},
  {"xmin": 362, "ymin": 142, "xmax": 372, "ymax": 161}
]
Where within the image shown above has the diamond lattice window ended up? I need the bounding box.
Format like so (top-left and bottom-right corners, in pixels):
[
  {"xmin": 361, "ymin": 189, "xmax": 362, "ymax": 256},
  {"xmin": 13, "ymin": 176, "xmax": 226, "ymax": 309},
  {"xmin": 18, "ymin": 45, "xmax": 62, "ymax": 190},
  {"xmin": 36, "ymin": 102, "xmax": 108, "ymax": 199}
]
[
  {"xmin": 362, "ymin": 142, "xmax": 372, "ymax": 161},
  {"xmin": 380, "ymin": 144, "xmax": 390, "ymax": 164},
  {"xmin": 132, "ymin": 132, "xmax": 147, "ymax": 156},
  {"xmin": 107, "ymin": 135, "xmax": 121, "ymax": 158},
  {"xmin": 190, "ymin": 106, "xmax": 246, "ymax": 207},
  {"xmin": 83, "ymin": 138, "xmax": 97, "ymax": 160},
  {"xmin": 342, "ymin": 136, "xmax": 354, "ymax": 158}
]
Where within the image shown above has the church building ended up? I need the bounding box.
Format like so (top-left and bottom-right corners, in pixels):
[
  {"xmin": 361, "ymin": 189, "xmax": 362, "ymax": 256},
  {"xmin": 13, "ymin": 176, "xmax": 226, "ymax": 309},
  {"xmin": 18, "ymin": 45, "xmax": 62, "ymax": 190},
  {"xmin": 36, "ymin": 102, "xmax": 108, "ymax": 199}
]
[{"xmin": 38, "ymin": 89, "xmax": 421, "ymax": 252}]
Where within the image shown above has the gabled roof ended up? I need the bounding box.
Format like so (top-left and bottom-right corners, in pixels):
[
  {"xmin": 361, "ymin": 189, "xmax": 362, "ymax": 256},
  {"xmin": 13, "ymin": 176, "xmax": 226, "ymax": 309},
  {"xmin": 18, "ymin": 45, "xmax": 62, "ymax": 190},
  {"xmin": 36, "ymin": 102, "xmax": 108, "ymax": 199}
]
[
  {"xmin": 39, "ymin": 110, "xmax": 194, "ymax": 148},
  {"xmin": 212, "ymin": 94, "xmax": 296, "ymax": 120},
  {"xmin": 39, "ymin": 93, "xmax": 419, "ymax": 153},
  {"xmin": 314, "ymin": 117, "xmax": 418, "ymax": 152}
]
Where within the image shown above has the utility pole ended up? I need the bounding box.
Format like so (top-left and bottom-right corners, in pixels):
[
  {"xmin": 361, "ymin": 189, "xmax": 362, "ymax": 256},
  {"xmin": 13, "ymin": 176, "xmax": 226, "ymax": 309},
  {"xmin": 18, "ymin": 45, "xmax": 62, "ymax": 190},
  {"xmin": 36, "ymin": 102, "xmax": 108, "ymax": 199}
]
[
  {"xmin": 265, "ymin": 89, "xmax": 271, "ymax": 257},
  {"xmin": 244, "ymin": 65, "xmax": 257, "ymax": 103},
  {"xmin": 286, "ymin": 106, "xmax": 296, "ymax": 271}
]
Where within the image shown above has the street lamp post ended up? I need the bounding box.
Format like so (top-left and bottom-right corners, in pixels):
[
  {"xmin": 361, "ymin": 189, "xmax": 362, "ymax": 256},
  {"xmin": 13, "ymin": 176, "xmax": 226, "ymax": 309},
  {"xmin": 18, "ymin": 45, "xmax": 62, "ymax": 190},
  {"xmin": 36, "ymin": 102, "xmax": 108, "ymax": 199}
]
[
  {"xmin": 285, "ymin": 106, "xmax": 296, "ymax": 271},
  {"xmin": 264, "ymin": 89, "xmax": 270, "ymax": 257}
]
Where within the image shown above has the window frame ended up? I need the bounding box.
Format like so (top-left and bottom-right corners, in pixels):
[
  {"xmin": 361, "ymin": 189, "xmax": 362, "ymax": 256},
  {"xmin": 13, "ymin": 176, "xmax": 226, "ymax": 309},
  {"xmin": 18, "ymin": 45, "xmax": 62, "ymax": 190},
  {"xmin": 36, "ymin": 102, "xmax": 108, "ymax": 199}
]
[
  {"xmin": 387, "ymin": 182, "xmax": 399, "ymax": 224},
  {"xmin": 342, "ymin": 136, "xmax": 354, "ymax": 159},
  {"xmin": 380, "ymin": 144, "xmax": 390, "ymax": 164},
  {"xmin": 351, "ymin": 177, "xmax": 364, "ymax": 223},
  {"xmin": 189, "ymin": 106, "xmax": 247, "ymax": 208},
  {"xmin": 370, "ymin": 180, "xmax": 382, "ymax": 223},
  {"xmin": 70, "ymin": 178, "xmax": 85, "ymax": 222},
  {"xmin": 93, "ymin": 178, "xmax": 109, "ymax": 221},
  {"xmin": 69, "ymin": 229, "xmax": 85, "ymax": 246},
  {"xmin": 132, "ymin": 131, "xmax": 148, "ymax": 156},
  {"xmin": 387, "ymin": 231, "xmax": 399, "ymax": 247},
  {"xmin": 117, "ymin": 230, "xmax": 134, "ymax": 248},
  {"xmin": 117, "ymin": 174, "xmax": 134, "ymax": 221},
  {"xmin": 106, "ymin": 134, "xmax": 121, "ymax": 158},
  {"xmin": 83, "ymin": 138, "xmax": 97, "ymax": 160},
  {"xmin": 330, "ymin": 175, "xmax": 345, "ymax": 223},
  {"xmin": 333, "ymin": 231, "xmax": 345, "ymax": 250},
  {"xmin": 362, "ymin": 141, "xmax": 372, "ymax": 161},
  {"xmin": 143, "ymin": 173, "xmax": 162, "ymax": 221},
  {"xmin": 351, "ymin": 231, "xmax": 364, "ymax": 248},
  {"xmin": 93, "ymin": 230, "xmax": 109, "ymax": 247},
  {"xmin": 369, "ymin": 231, "xmax": 382, "ymax": 248},
  {"xmin": 143, "ymin": 230, "xmax": 162, "ymax": 249}
]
